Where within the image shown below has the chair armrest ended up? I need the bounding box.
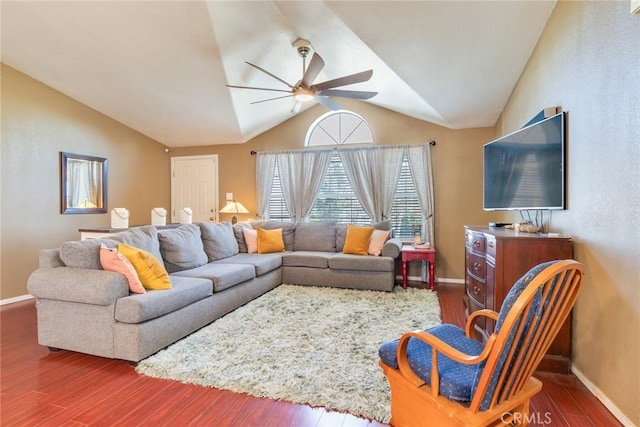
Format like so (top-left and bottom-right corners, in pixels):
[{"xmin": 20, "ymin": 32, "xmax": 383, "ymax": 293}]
[
  {"xmin": 381, "ymin": 238, "xmax": 403, "ymax": 258},
  {"xmin": 28, "ymin": 267, "xmax": 130, "ymax": 306},
  {"xmin": 396, "ymin": 329, "xmax": 496, "ymax": 395},
  {"xmin": 465, "ymin": 309, "xmax": 499, "ymax": 339}
]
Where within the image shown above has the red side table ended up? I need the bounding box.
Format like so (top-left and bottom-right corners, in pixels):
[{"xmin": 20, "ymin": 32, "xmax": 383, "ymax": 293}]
[{"xmin": 401, "ymin": 245, "xmax": 436, "ymax": 290}]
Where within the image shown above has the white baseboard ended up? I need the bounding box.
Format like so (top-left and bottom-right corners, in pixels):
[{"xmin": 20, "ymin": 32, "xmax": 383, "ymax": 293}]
[
  {"xmin": 571, "ymin": 366, "xmax": 635, "ymax": 427},
  {"xmin": 1, "ymin": 294, "xmax": 34, "ymax": 306}
]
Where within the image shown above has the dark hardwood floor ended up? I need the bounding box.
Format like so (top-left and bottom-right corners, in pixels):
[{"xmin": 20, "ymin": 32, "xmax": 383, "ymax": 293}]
[{"xmin": 1, "ymin": 282, "xmax": 622, "ymax": 426}]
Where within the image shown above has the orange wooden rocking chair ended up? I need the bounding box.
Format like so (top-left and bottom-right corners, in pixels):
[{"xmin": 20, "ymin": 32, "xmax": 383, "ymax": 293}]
[{"xmin": 379, "ymin": 259, "xmax": 584, "ymax": 427}]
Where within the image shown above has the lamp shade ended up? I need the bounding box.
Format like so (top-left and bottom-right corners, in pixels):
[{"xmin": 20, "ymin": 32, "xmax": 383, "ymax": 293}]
[{"xmin": 220, "ymin": 201, "xmax": 249, "ymax": 214}]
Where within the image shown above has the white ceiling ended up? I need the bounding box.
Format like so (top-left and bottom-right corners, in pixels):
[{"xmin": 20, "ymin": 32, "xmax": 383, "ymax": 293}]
[{"xmin": 1, "ymin": 1, "xmax": 555, "ymax": 147}]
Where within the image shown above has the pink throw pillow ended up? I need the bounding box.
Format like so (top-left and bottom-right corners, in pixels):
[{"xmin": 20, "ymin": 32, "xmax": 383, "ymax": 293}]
[
  {"xmin": 368, "ymin": 229, "xmax": 391, "ymax": 256},
  {"xmin": 243, "ymin": 228, "xmax": 258, "ymax": 254},
  {"xmin": 99, "ymin": 244, "xmax": 146, "ymax": 294}
]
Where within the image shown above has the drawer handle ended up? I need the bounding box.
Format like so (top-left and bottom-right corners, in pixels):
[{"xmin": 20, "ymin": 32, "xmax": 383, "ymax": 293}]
[
  {"xmin": 473, "ymin": 240, "xmax": 481, "ymax": 248},
  {"xmin": 473, "ymin": 262, "xmax": 482, "ymax": 271},
  {"xmin": 488, "ymin": 240, "xmax": 494, "ymax": 248},
  {"xmin": 473, "ymin": 285, "xmax": 481, "ymax": 295}
]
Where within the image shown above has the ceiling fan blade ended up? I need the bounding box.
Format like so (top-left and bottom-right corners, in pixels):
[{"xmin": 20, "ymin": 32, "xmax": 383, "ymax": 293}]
[
  {"xmin": 226, "ymin": 85, "xmax": 292, "ymax": 94},
  {"xmin": 245, "ymin": 61, "xmax": 295, "ymax": 89},
  {"xmin": 312, "ymin": 69, "xmax": 373, "ymax": 91},
  {"xmin": 315, "ymin": 96, "xmax": 343, "ymax": 111},
  {"xmin": 301, "ymin": 53, "xmax": 325, "ymax": 88},
  {"xmin": 250, "ymin": 94, "xmax": 295, "ymax": 104},
  {"xmin": 317, "ymin": 89, "xmax": 377, "ymax": 100},
  {"xmin": 291, "ymin": 101, "xmax": 303, "ymax": 114}
]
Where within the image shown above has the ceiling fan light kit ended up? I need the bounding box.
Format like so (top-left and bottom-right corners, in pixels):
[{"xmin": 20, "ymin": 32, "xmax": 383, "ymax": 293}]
[{"xmin": 226, "ymin": 37, "xmax": 377, "ymax": 113}]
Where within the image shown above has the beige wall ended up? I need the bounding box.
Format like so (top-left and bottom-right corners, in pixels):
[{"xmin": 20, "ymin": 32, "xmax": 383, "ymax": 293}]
[
  {"xmin": 497, "ymin": 1, "xmax": 640, "ymax": 424},
  {"xmin": 171, "ymin": 98, "xmax": 496, "ymax": 281},
  {"xmin": 1, "ymin": 64, "xmax": 171, "ymax": 300}
]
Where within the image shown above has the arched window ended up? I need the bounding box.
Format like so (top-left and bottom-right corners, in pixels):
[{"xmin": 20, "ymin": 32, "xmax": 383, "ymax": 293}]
[{"xmin": 305, "ymin": 110, "xmax": 373, "ymax": 146}]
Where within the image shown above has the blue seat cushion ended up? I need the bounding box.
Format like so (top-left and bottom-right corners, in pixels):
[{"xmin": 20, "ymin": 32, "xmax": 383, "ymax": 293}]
[{"xmin": 379, "ymin": 324, "xmax": 485, "ymax": 403}]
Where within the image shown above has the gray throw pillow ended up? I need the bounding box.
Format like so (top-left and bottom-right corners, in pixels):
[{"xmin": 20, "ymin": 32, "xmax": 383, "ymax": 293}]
[
  {"xmin": 60, "ymin": 238, "xmax": 117, "ymax": 269},
  {"xmin": 158, "ymin": 224, "xmax": 208, "ymax": 273},
  {"xmin": 253, "ymin": 221, "xmax": 296, "ymax": 251},
  {"xmin": 293, "ymin": 221, "xmax": 337, "ymax": 252},
  {"xmin": 199, "ymin": 222, "xmax": 239, "ymax": 261}
]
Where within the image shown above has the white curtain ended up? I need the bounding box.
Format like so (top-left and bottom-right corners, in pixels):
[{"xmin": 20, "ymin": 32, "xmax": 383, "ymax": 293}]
[
  {"xmin": 407, "ymin": 144, "xmax": 435, "ymax": 245},
  {"xmin": 374, "ymin": 146, "xmax": 405, "ymax": 221},
  {"xmin": 339, "ymin": 146, "xmax": 404, "ymax": 222},
  {"xmin": 339, "ymin": 148, "xmax": 376, "ymax": 219},
  {"xmin": 68, "ymin": 159, "xmax": 102, "ymax": 208},
  {"xmin": 256, "ymin": 152, "xmax": 277, "ymax": 219},
  {"xmin": 275, "ymin": 150, "xmax": 331, "ymax": 222}
]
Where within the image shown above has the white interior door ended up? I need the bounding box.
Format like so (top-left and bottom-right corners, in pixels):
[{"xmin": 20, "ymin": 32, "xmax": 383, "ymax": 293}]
[{"xmin": 171, "ymin": 155, "xmax": 218, "ymax": 223}]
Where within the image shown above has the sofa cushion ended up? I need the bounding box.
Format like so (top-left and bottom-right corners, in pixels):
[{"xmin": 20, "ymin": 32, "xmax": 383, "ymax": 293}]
[
  {"xmin": 171, "ymin": 262, "xmax": 255, "ymax": 293},
  {"xmin": 293, "ymin": 221, "xmax": 337, "ymax": 252},
  {"xmin": 115, "ymin": 276, "xmax": 212, "ymax": 323},
  {"xmin": 257, "ymin": 228, "xmax": 285, "ymax": 254},
  {"xmin": 253, "ymin": 221, "xmax": 296, "ymax": 251},
  {"xmin": 60, "ymin": 238, "xmax": 117, "ymax": 270},
  {"xmin": 329, "ymin": 253, "xmax": 395, "ymax": 272},
  {"xmin": 214, "ymin": 253, "xmax": 282, "ymax": 276},
  {"xmin": 109, "ymin": 225, "xmax": 165, "ymax": 268},
  {"xmin": 158, "ymin": 224, "xmax": 208, "ymax": 273},
  {"xmin": 282, "ymin": 251, "xmax": 333, "ymax": 269},
  {"xmin": 118, "ymin": 244, "xmax": 172, "ymax": 290},
  {"xmin": 199, "ymin": 222, "xmax": 239, "ymax": 261},
  {"xmin": 343, "ymin": 225, "xmax": 375, "ymax": 255}
]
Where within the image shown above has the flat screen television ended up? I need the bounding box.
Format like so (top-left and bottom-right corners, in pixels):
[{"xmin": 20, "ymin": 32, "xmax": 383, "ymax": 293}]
[{"xmin": 483, "ymin": 112, "xmax": 565, "ymax": 211}]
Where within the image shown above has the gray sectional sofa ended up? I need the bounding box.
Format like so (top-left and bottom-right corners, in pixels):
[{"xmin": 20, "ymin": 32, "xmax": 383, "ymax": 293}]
[{"xmin": 27, "ymin": 221, "xmax": 402, "ymax": 362}]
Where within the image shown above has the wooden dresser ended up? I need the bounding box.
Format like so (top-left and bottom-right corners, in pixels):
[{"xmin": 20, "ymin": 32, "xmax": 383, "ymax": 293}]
[{"xmin": 463, "ymin": 225, "xmax": 574, "ymax": 373}]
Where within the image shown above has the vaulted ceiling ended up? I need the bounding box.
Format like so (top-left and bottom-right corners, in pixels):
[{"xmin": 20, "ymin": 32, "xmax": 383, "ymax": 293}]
[{"xmin": 1, "ymin": 1, "xmax": 555, "ymax": 147}]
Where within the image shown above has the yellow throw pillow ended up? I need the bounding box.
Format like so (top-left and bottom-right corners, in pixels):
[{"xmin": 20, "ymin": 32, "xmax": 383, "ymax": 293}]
[
  {"xmin": 343, "ymin": 225, "xmax": 375, "ymax": 256},
  {"xmin": 118, "ymin": 244, "xmax": 172, "ymax": 290},
  {"xmin": 368, "ymin": 229, "xmax": 391, "ymax": 256},
  {"xmin": 257, "ymin": 227, "xmax": 285, "ymax": 254}
]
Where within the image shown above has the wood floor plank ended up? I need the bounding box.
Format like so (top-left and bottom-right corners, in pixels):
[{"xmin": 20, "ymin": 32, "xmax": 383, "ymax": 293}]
[{"xmin": 0, "ymin": 284, "xmax": 624, "ymax": 427}]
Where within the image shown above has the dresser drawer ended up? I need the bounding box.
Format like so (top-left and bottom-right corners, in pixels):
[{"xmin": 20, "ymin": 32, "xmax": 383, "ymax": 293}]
[
  {"xmin": 466, "ymin": 231, "xmax": 486, "ymax": 253},
  {"xmin": 467, "ymin": 276, "xmax": 486, "ymax": 308},
  {"xmin": 486, "ymin": 235, "xmax": 497, "ymax": 258},
  {"xmin": 467, "ymin": 252, "xmax": 486, "ymax": 280}
]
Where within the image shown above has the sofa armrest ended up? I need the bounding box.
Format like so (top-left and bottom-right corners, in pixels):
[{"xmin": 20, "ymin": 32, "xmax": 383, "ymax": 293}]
[
  {"xmin": 28, "ymin": 267, "xmax": 130, "ymax": 306},
  {"xmin": 381, "ymin": 238, "xmax": 403, "ymax": 258}
]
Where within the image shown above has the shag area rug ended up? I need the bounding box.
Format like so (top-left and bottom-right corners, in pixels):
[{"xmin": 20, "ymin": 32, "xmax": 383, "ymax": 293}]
[{"xmin": 136, "ymin": 284, "xmax": 441, "ymax": 423}]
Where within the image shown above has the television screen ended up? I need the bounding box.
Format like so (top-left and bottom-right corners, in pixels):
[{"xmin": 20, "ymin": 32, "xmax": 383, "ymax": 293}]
[{"xmin": 483, "ymin": 112, "xmax": 565, "ymax": 211}]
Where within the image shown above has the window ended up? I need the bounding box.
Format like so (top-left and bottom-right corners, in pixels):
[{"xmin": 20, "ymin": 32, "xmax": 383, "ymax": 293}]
[
  {"xmin": 265, "ymin": 110, "xmax": 426, "ymax": 240},
  {"xmin": 308, "ymin": 153, "xmax": 371, "ymax": 224},
  {"xmin": 267, "ymin": 161, "xmax": 290, "ymax": 222},
  {"xmin": 389, "ymin": 154, "xmax": 422, "ymax": 238}
]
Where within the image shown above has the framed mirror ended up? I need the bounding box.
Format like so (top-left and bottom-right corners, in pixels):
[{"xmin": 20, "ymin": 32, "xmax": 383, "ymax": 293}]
[{"xmin": 60, "ymin": 152, "xmax": 108, "ymax": 214}]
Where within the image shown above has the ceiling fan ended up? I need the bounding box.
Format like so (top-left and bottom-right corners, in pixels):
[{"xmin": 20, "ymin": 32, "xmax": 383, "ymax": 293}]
[{"xmin": 226, "ymin": 38, "xmax": 377, "ymax": 113}]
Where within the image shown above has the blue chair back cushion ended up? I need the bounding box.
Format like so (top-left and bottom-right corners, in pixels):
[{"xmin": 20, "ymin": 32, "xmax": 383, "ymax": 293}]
[
  {"xmin": 379, "ymin": 324, "xmax": 484, "ymax": 403},
  {"xmin": 473, "ymin": 261, "xmax": 551, "ymax": 410}
]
